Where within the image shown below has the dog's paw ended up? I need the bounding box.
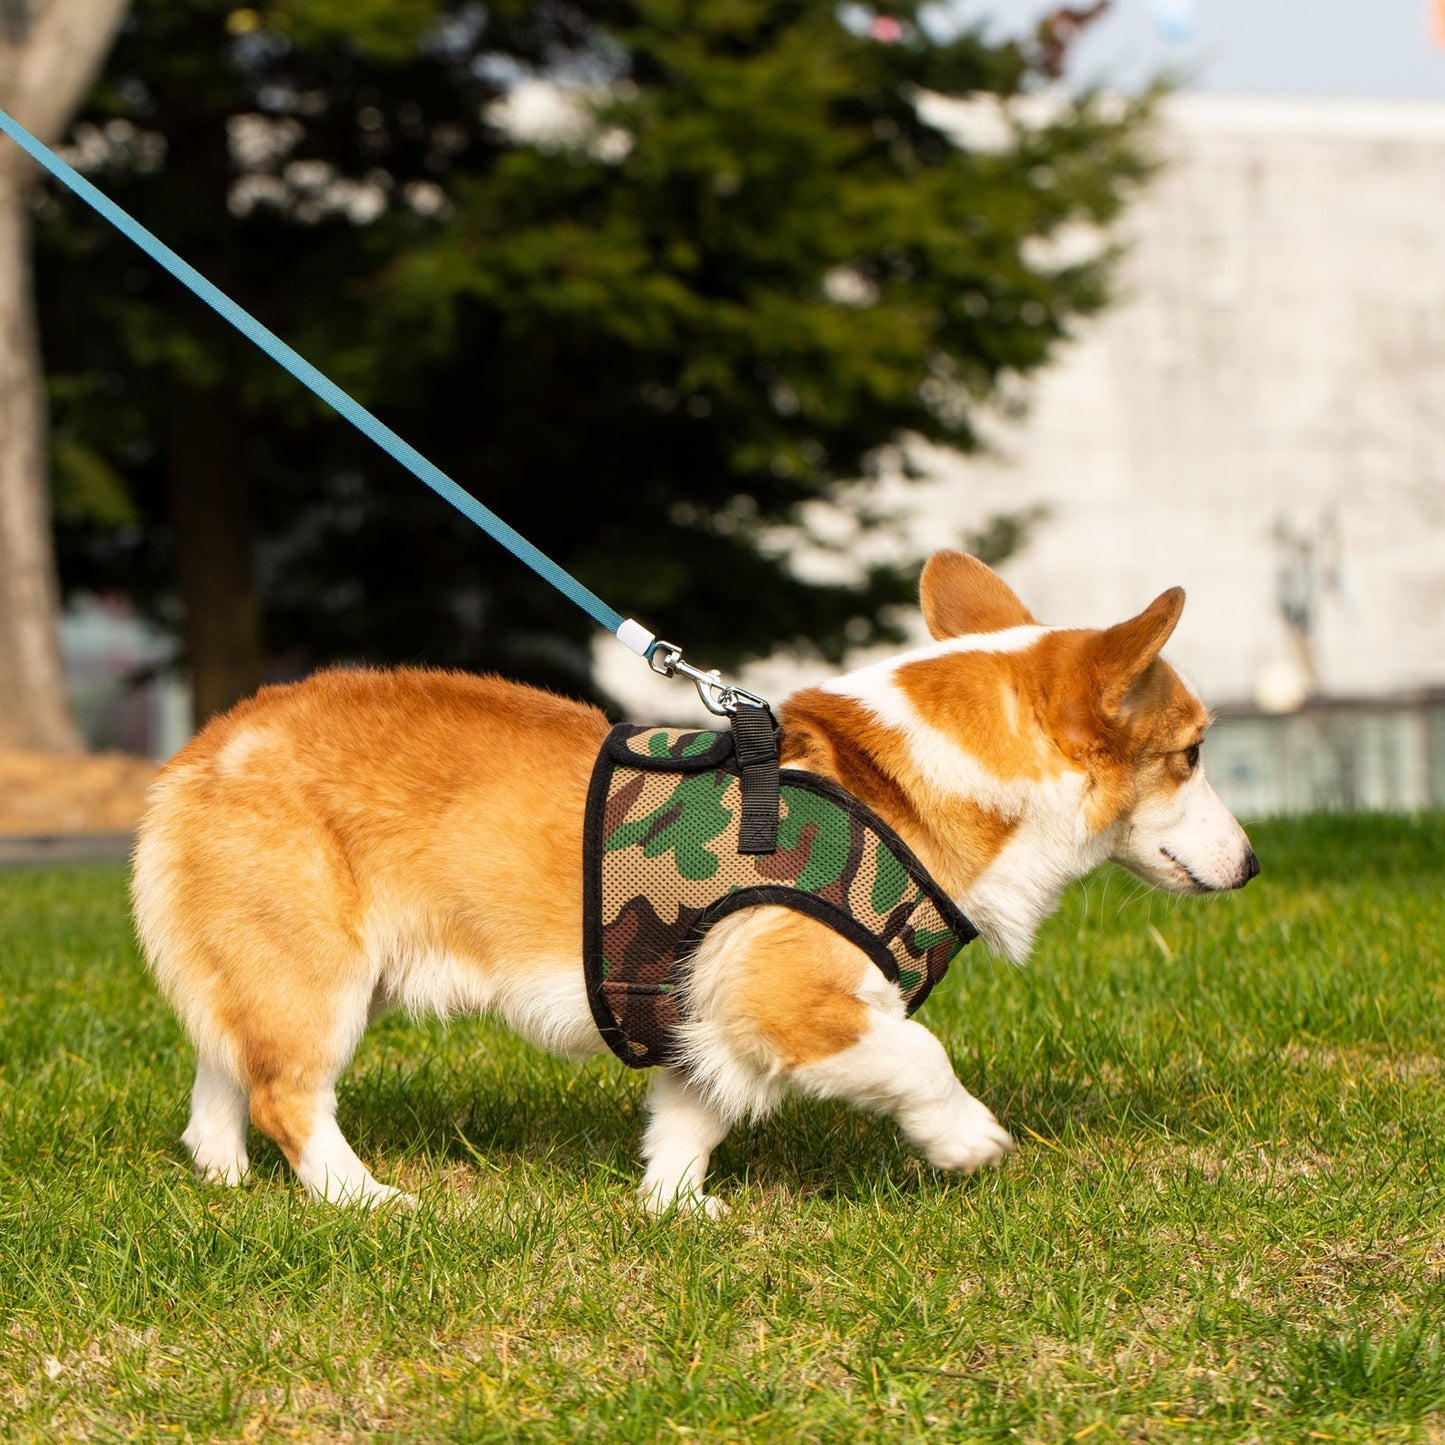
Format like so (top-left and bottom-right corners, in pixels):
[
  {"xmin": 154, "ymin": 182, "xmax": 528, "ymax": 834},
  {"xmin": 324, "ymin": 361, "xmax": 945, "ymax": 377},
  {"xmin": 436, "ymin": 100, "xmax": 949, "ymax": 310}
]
[
  {"xmin": 638, "ymin": 1181, "xmax": 728, "ymax": 1220},
  {"xmin": 182, "ymin": 1122, "xmax": 250, "ymax": 1186},
  {"xmin": 372, "ymin": 1188, "xmax": 420, "ymax": 1212},
  {"xmin": 307, "ymin": 1176, "xmax": 418, "ymax": 1210},
  {"xmin": 194, "ymin": 1158, "xmax": 249, "ymax": 1187},
  {"xmin": 922, "ymin": 1096, "xmax": 1015, "ymax": 1175}
]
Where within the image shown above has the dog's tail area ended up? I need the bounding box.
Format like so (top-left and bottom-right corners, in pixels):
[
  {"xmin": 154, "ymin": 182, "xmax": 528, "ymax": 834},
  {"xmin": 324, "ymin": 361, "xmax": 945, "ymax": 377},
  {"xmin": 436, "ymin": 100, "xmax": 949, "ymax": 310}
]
[{"xmin": 131, "ymin": 764, "xmax": 244, "ymax": 1083}]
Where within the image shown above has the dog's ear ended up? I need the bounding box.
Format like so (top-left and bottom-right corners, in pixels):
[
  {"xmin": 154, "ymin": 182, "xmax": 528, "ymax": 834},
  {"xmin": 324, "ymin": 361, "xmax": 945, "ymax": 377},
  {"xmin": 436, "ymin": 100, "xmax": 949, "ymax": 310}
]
[
  {"xmin": 920, "ymin": 552, "xmax": 1037, "ymax": 639},
  {"xmin": 1093, "ymin": 588, "xmax": 1185, "ymax": 717}
]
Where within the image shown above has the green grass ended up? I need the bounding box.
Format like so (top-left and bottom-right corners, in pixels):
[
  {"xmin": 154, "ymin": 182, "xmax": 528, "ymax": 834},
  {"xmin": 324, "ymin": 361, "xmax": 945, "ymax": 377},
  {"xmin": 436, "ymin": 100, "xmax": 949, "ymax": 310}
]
[{"xmin": 2, "ymin": 814, "xmax": 1444, "ymax": 1443}]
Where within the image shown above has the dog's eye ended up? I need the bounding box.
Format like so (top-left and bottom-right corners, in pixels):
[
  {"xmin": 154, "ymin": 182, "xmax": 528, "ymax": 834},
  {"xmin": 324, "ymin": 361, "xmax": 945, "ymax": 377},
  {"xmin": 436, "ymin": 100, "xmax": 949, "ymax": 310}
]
[{"xmin": 1184, "ymin": 743, "xmax": 1201, "ymax": 771}]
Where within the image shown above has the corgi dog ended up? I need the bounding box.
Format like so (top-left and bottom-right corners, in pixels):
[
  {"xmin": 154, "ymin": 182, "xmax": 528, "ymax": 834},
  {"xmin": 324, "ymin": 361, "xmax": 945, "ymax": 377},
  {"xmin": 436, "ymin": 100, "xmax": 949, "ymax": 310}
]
[{"xmin": 132, "ymin": 553, "xmax": 1258, "ymax": 1215}]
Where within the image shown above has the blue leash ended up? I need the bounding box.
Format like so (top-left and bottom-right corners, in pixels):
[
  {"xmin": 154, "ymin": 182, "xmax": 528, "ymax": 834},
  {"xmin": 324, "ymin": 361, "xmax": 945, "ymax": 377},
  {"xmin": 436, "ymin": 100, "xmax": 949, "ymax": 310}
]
[{"xmin": 0, "ymin": 104, "xmax": 718, "ymax": 681}]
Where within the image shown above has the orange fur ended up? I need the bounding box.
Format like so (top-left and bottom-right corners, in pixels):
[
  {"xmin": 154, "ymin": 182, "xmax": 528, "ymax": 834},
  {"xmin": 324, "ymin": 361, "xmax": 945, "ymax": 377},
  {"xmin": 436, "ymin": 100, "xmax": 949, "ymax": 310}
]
[
  {"xmin": 779, "ymin": 686, "xmax": 1019, "ymax": 900},
  {"xmin": 780, "ymin": 692, "xmax": 930, "ymax": 845},
  {"xmin": 919, "ymin": 551, "xmax": 1038, "ymax": 637},
  {"xmin": 1028, "ymin": 625, "xmax": 1210, "ymax": 833},
  {"xmin": 727, "ymin": 912, "xmax": 872, "ymax": 1068}
]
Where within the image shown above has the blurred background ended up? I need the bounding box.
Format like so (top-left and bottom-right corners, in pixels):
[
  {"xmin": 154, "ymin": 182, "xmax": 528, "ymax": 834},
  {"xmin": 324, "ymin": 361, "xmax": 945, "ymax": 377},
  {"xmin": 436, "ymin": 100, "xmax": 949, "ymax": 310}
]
[{"xmin": 1, "ymin": 0, "xmax": 1442, "ymax": 828}]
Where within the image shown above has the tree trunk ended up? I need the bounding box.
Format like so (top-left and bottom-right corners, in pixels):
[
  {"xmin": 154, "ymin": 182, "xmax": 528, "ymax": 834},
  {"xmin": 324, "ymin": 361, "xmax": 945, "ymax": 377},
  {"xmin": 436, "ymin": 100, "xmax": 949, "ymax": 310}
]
[
  {"xmin": 169, "ymin": 390, "xmax": 265, "ymax": 726},
  {"xmin": 0, "ymin": 168, "xmax": 81, "ymax": 750},
  {"xmin": 0, "ymin": 0, "xmax": 130, "ymax": 752}
]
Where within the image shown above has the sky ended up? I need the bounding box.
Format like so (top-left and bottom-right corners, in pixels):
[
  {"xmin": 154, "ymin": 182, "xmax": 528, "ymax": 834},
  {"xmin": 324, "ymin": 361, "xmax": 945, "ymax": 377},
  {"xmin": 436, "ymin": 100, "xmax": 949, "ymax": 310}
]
[{"xmin": 939, "ymin": 0, "xmax": 1445, "ymax": 98}]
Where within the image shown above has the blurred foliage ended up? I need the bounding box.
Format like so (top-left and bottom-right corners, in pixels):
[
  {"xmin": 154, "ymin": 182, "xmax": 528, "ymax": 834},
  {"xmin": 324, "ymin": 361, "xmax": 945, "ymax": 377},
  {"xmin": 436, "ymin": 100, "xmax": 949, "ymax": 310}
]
[{"xmin": 37, "ymin": 0, "xmax": 1156, "ymax": 700}]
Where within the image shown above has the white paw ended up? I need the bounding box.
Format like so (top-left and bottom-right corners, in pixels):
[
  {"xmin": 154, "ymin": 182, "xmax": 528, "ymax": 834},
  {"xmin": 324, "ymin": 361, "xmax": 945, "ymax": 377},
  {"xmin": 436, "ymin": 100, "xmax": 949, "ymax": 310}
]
[
  {"xmin": 638, "ymin": 1181, "xmax": 728, "ymax": 1220},
  {"xmin": 308, "ymin": 1176, "xmax": 417, "ymax": 1210},
  {"xmin": 371, "ymin": 1187, "xmax": 419, "ymax": 1211},
  {"xmin": 921, "ymin": 1097, "xmax": 1015, "ymax": 1174},
  {"xmin": 183, "ymin": 1133, "xmax": 249, "ymax": 1186},
  {"xmin": 194, "ymin": 1158, "xmax": 250, "ymax": 1187}
]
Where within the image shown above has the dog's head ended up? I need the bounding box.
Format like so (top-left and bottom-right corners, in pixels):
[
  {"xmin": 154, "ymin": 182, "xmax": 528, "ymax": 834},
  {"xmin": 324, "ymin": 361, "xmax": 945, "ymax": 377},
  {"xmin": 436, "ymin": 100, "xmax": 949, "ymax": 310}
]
[
  {"xmin": 917, "ymin": 550, "xmax": 1259, "ymax": 898},
  {"xmin": 783, "ymin": 551, "xmax": 1258, "ymax": 960}
]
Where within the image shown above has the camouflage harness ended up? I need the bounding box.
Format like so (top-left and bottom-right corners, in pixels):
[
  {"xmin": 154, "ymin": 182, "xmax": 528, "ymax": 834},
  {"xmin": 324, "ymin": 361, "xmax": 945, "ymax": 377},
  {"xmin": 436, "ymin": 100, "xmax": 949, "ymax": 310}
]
[{"xmin": 584, "ymin": 722, "xmax": 979, "ymax": 1069}]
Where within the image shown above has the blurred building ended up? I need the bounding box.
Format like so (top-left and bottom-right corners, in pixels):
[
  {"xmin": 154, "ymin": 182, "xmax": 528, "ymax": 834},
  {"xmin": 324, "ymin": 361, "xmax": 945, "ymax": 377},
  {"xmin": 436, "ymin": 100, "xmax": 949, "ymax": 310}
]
[{"xmin": 1207, "ymin": 692, "xmax": 1445, "ymax": 815}]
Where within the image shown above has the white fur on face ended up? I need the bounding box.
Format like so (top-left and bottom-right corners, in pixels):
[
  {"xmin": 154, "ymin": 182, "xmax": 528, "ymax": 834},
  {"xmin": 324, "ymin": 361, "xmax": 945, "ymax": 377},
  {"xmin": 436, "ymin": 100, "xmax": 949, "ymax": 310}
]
[
  {"xmin": 956, "ymin": 781, "xmax": 1113, "ymax": 962},
  {"xmin": 1112, "ymin": 762, "xmax": 1255, "ymax": 893}
]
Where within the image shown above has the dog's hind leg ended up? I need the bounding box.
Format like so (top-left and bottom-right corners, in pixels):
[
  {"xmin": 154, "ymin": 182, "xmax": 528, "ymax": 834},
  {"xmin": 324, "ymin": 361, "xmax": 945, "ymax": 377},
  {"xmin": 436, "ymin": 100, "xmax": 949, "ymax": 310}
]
[
  {"xmin": 242, "ymin": 976, "xmax": 414, "ymax": 1209},
  {"xmin": 181, "ymin": 1055, "xmax": 250, "ymax": 1185},
  {"xmin": 638, "ymin": 1068, "xmax": 732, "ymax": 1218},
  {"xmin": 250, "ymin": 1078, "xmax": 410, "ymax": 1208},
  {"xmin": 247, "ymin": 1064, "xmax": 412, "ymax": 1208},
  {"xmin": 792, "ymin": 1009, "xmax": 1015, "ymax": 1175}
]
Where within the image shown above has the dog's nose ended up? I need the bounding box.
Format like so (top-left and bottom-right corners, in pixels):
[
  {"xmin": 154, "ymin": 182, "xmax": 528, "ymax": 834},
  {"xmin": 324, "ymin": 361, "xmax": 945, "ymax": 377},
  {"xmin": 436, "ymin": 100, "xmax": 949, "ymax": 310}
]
[{"xmin": 1240, "ymin": 848, "xmax": 1260, "ymax": 885}]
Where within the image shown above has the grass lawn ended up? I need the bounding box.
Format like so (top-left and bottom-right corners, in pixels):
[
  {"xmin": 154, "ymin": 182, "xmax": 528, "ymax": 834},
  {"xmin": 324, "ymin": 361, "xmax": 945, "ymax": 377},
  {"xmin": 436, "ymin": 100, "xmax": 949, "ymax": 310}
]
[{"xmin": 2, "ymin": 814, "xmax": 1444, "ymax": 1443}]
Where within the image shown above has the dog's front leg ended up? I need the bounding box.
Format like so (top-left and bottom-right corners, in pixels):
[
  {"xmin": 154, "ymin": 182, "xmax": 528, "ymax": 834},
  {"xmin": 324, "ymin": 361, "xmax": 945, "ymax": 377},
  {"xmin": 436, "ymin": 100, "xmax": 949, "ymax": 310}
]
[
  {"xmin": 794, "ymin": 1011, "xmax": 1015, "ymax": 1174},
  {"xmin": 638, "ymin": 1068, "xmax": 732, "ymax": 1218}
]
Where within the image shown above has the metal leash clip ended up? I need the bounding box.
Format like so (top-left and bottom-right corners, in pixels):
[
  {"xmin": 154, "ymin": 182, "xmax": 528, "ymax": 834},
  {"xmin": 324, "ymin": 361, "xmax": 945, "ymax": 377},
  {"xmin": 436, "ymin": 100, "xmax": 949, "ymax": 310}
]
[{"xmin": 647, "ymin": 640, "xmax": 772, "ymax": 717}]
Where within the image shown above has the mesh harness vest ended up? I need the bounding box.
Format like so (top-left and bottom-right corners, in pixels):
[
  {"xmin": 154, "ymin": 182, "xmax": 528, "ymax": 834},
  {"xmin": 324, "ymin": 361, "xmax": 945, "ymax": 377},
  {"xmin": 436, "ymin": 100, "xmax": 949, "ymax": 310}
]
[{"xmin": 584, "ymin": 720, "xmax": 980, "ymax": 1069}]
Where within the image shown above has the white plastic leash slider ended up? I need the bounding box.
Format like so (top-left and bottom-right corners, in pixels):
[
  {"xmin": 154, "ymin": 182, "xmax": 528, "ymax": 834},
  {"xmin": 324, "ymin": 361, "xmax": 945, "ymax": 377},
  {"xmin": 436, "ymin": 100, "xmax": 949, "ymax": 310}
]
[{"xmin": 615, "ymin": 618, "xmax": 656, "ymax": 657}]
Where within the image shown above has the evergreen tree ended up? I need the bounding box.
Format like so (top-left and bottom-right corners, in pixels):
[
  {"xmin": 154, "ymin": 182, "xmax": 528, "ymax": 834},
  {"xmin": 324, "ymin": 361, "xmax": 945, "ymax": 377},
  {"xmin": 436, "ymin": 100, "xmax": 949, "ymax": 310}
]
[{"xmin": 39, "ymin": 0, "xmax": 1154, "ymax": 717}]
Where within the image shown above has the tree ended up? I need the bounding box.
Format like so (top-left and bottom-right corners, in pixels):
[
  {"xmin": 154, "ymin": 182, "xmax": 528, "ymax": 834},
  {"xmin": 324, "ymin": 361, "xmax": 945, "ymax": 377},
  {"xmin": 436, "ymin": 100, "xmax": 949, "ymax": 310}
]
[
  {"xmin": 0, "ymin": 0, "xmax": 127, "ymax": 750},
  {"xmin": 41, "ymin": 1, "xmax": 1154, "ymax": 721}
]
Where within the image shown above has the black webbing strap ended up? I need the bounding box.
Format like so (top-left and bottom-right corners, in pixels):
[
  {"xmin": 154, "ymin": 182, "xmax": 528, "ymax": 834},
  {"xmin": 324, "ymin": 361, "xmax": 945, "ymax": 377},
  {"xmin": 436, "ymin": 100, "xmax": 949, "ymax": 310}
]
[{"xmin": 730, "ymin": 702, "xmax": 780, "ymax": 854}]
